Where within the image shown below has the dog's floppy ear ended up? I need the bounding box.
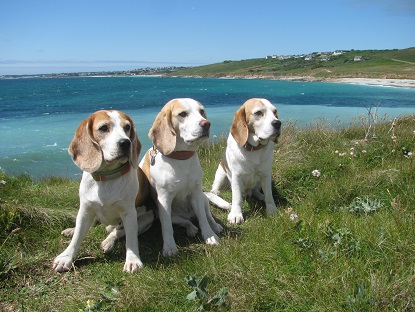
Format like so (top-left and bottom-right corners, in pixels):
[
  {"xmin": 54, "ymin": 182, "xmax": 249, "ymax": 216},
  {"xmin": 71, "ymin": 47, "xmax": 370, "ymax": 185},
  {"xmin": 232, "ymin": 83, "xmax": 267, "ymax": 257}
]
[
  {"xmin": 68, "ymin": 115, "xmax": 102, "ymax": 173},
  {"xmin": 126, "ymin": 115, "xmax": 141, "ymax": 169},
  {"xmin": 230, "ymin": 104, "xmax": 248, "ymax": 147},
  {"xmin": 274, "ymin": 110, "xmax": 281, "ymax": 144},
  {"xmin": 149, "ymin": 101, "xmax": 176, "ymax": 155},
  {"xmin": 201, "ymin": 106, "xmax": 210, "ymax": 148},
  {"xmin": 131, "ymin": 131, "xmax": 141, "ymax": 169}
]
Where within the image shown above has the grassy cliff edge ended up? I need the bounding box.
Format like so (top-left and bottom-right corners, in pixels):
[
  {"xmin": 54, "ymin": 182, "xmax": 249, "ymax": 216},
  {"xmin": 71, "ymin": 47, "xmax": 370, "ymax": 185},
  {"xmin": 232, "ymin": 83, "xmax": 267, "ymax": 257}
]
[{"xmin": 1, "ymin": 116, "xmax": 414, "ymax": 311}]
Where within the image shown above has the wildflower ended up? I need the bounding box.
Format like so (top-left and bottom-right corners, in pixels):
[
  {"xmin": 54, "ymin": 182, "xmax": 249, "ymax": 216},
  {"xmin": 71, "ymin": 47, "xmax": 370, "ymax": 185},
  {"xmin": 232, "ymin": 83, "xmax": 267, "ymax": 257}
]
[
  {"xmin": 290, "ymin": 213, "xmax": 298, "ymax": 221},
  {"xmin": 335, "ymin": 150, "xmax": 339, "ymax": 154},
  {"xmin": 408, "ymin": 152, "xmax": 413, "ymax": 157},
  {"xmin": 362, "ymin": 150, "xmax": 367, "ymax": 154},
  {"xmin": 312, "ymin": 169, "xmax": 321, "ymax": 177},
  {"xmin": 285, "ymin": 207, "xmax": 293, "ymax": 214},
  {"xmin": 85, "ymin": 300, "xmax": 98, "ymax": 311},
  {"xmin": 0, "ymin": 180, "xmax": 6, "ymax": 185}
]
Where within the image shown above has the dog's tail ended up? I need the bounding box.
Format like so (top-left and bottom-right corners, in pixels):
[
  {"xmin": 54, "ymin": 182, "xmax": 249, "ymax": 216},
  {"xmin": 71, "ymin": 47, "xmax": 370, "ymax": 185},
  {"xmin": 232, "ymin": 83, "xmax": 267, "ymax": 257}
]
[{"xmin": 204, "ymin": 192, "xmax": 231, "ymax": 210}]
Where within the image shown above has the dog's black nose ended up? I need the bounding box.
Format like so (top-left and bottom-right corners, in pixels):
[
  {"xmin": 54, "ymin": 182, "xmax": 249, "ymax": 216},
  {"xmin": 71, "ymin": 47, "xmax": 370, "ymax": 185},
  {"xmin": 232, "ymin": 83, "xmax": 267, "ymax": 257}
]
[
  {"xmin": 272, "ymin": 120, "xmax": 281, "ymax": 130},
  {"xmin": 200, "ymin": 120, "xmax": 211, "ymax": 130},
  {"xmin": 119, "ymin": 139, "xmax": 131, "ymax": 153}
]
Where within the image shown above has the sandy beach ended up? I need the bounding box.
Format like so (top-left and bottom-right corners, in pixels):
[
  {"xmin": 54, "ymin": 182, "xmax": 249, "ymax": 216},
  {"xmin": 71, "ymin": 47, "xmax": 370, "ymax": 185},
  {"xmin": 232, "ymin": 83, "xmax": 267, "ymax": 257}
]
[
  {"xmin": 274, "ymin": 76, "xmax": 415, "ymax": 89},
  {"xmin": 330, "ymin": 78, "xmax": 415, "ymax": 89}
]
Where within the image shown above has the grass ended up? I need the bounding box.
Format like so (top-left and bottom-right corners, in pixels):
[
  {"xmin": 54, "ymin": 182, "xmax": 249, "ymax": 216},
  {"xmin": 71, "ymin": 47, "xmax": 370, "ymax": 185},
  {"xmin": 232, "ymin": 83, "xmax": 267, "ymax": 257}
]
[
  {"xmin": 168, "ymin": 48, "xmax": 415, "ymax": 79},
  {"xmin": 1, "ymin": 115, "xmax": 415, "ymax": 311}
]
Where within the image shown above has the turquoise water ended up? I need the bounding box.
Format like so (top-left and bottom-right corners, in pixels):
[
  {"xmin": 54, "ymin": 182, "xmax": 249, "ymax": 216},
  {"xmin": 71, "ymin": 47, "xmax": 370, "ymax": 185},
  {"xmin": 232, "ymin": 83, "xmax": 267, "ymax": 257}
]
[{"xmin": 1, "ymin": 76, "xmax": 414, "ymax": 178}]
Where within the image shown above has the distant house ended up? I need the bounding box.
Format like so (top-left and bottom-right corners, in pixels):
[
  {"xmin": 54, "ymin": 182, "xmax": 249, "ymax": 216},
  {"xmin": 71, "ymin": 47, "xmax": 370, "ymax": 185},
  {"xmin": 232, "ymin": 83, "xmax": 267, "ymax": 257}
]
[
  {"xmin": 305, "ymin": 55, "xmax": 313, "ymax": 61},
  {"xmin": 333, "ymin": 50, "xmax": 344, "ymax": 56},
  {"xmin": 265, "ymin": 56, "xmax": 273, "ymax": 59},
  {"xmin": 354, "ymin": 56, "xmax": 363, "ymax": 61}
]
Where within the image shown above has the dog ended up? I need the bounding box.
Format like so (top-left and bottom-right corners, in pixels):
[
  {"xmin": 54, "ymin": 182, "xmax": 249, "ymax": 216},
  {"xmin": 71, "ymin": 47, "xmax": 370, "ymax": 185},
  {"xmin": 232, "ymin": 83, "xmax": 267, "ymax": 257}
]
[
  {"xmin": 140, "ymin": 98, "xmax": 223, "ymax": 257},
  {"xmin": 53, "ymin": 110, "xmax": 153, "ymax": 273},
  {"xmin": 205, "ymin": 98, "xmax": 281, "ymax": 224}
]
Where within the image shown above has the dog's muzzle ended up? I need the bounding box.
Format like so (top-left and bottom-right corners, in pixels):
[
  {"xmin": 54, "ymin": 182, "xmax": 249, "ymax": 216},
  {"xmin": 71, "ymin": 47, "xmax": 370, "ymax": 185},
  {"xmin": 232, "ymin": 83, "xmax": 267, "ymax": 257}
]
[
  {"xmin": 200, "ymin": 120, "xmax": 211, "ymax": 137},
  {"xmin": 118, "ymin": 139, "xmax": 131, "ymax": 155},
  {"xmin": 272, "ymin": 120, "xmax": 282, "ymax": 130}
]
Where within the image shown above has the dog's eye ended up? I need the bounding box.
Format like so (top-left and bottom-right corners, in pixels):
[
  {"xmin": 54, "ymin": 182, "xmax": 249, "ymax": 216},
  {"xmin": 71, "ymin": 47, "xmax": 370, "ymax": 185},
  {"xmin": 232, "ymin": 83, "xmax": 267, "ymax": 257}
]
[
  {"xmin": 273, "ymin": 110, "xmax": 278, "ymax": 117},
  {"xmin": 199, "ymin": 109, "xmax": 205, "ymax": 116},
  {"xmin": 99, "ymin": 125, "xmax": 109, "ymax": 132},
  {"xmin": 179, "ymin": 111, "xmax": 188, "ymax": 118},
  {"xmin": 254, "ymin": 111, "xmax": 263, "ymax": 117},
  {"xmin": 124, "ymin": 124, "xmax": 131, "ymax": 132}
]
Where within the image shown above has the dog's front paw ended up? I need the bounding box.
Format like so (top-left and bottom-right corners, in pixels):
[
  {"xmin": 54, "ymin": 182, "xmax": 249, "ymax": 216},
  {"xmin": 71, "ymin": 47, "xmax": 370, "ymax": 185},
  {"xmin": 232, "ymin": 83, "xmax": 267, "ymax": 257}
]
[
  {"xmin": 205, "ymin": 234, "xmax": 220, "ymax": 245},
  {"xmin": 162, "ymin": 244, "xmax": 178, "ymax": 258},
  {"xmin": 123, "ymin": 256, "xmax": 143, "ymax": 273},
  {"xmin": 53, "ymin": 254, "xmax": 73, "ymax": 272},
  {"xmin": 266, "ymin": 204, "xmax": 277, "ymax": 216},
  {"xmin": 61, "ymin": 228, "xmax": 75, "ymax": 237},
  {"xmin": 185, "ymin": 223, "xmax": 199, "ymax": 237},
  {"xmin": 101, "ymin": 232, "xmax": 117, "ymax": 254},
  {"xmin": 227, "ymin": 211, "xmax": 244, "ymax": 224},
  {"xmin": 211, "ymin": 222, "xmax": 224, "ymax": 234},
  {"xmin": 253, "ymin": 189, "xmax": 265, "ymax": 201}
]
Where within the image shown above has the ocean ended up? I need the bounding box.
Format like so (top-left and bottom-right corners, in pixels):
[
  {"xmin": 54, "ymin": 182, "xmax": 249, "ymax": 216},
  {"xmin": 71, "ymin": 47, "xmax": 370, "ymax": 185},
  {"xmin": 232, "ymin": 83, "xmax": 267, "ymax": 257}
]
[{"xmin": 1, "ymin": 76, "xmax": 414, "ymax": 179}]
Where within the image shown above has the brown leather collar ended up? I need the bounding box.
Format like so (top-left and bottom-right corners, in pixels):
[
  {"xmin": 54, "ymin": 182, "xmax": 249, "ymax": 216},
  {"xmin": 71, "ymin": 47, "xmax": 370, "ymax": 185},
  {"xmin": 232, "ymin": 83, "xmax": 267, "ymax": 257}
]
[
  {"xmin": 150, "ymin": 146, "xmax": 195, "ymax": 166},
  {"xmin": 166, "ymin": 151, "xmax": 195, "ymax": 160},
  {"xmin": 243, "ymin": 142, "xmax": 267, "ymax": 151},
  {"xmin": 91, "ymin": 162, "xmax": 131, "ymax": 182}
]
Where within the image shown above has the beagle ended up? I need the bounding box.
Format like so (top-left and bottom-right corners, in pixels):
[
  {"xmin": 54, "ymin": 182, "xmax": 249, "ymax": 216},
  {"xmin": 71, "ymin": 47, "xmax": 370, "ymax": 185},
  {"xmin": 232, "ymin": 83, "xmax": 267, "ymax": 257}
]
[
  {"xmin": 53, "ymin": 110, "xmax": 153, "ymax": 273},
  {"xmin": 140, "ymin": 98, "xmax": 223, "ymax": 257},
  {"xmin": 205, "ymin": 98, "xmax": 281, "ymax": 224}
]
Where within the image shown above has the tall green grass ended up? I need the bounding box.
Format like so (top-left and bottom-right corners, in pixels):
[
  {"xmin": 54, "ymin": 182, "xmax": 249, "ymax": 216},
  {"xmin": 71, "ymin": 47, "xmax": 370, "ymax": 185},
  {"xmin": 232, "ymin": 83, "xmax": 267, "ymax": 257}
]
[{"xmin": 1, "ymin": 115, "xmax": 414, "ymax": 311}]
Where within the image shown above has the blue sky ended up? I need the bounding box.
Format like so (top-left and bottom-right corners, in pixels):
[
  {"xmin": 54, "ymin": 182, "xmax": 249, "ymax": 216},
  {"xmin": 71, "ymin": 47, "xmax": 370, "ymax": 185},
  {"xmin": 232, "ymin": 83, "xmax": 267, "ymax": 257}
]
[{"xmin": 1, "ymin": 0, "xmax": 414, "ymax": 75}]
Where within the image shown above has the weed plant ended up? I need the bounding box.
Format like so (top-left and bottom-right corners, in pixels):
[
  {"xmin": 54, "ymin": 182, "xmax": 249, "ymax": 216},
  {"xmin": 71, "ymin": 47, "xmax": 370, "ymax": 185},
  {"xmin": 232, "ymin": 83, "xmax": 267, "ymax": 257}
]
[{"xmin": 1, "ymin": 115, "xmax": 414, "ymax": 311}]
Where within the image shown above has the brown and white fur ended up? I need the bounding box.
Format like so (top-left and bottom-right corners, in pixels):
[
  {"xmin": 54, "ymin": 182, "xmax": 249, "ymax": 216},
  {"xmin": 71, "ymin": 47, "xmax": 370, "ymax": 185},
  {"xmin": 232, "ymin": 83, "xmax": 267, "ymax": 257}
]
[
  {"xmin": 205, "ymin": 98, "xmax": 281, "ymax": 224},
  {"xmin": 140, "ymin": 98, "xmax": 223, "ymax": 257},
  {"xmin": 53, "ymin": 110, "xmax": 153, "ymax": 273}
]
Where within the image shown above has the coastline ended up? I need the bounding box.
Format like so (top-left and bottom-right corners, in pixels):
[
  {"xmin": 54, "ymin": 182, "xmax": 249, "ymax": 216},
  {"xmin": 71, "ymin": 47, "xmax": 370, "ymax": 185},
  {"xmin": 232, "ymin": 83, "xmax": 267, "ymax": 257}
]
[
  {"xmin": 2, "ymin": 72, "xmax": 415, "ymax": 89},
  {"xmin": 259, "ymin": 75, "xmax": 415, "ymax": 89},
  {"xmin": 329, "ymin": 77, "xmax": 415, "ymax": 89},
  {"xmin": 170, "ymin": 74, "xmax": 415, "ymax": 89}
]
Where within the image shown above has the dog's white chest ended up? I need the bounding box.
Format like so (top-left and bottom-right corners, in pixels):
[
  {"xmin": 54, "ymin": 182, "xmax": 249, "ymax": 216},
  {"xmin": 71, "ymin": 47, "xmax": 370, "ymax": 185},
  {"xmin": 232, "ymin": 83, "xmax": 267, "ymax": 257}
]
[
  {"xmin": 79, "ymin": 173, "xmax": 137, "ymax": 225},
  {"xmin": 151, "ymin": 155, "xmax": 202, "ymax": 200}
]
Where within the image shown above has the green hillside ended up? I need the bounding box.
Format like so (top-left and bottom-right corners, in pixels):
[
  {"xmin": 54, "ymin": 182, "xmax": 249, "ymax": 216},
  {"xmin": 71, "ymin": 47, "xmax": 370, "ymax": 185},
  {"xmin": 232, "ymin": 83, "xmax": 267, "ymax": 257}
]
[{"xmin": 169, "ymin": 48, "xmax": 415, "ymax": 79}]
